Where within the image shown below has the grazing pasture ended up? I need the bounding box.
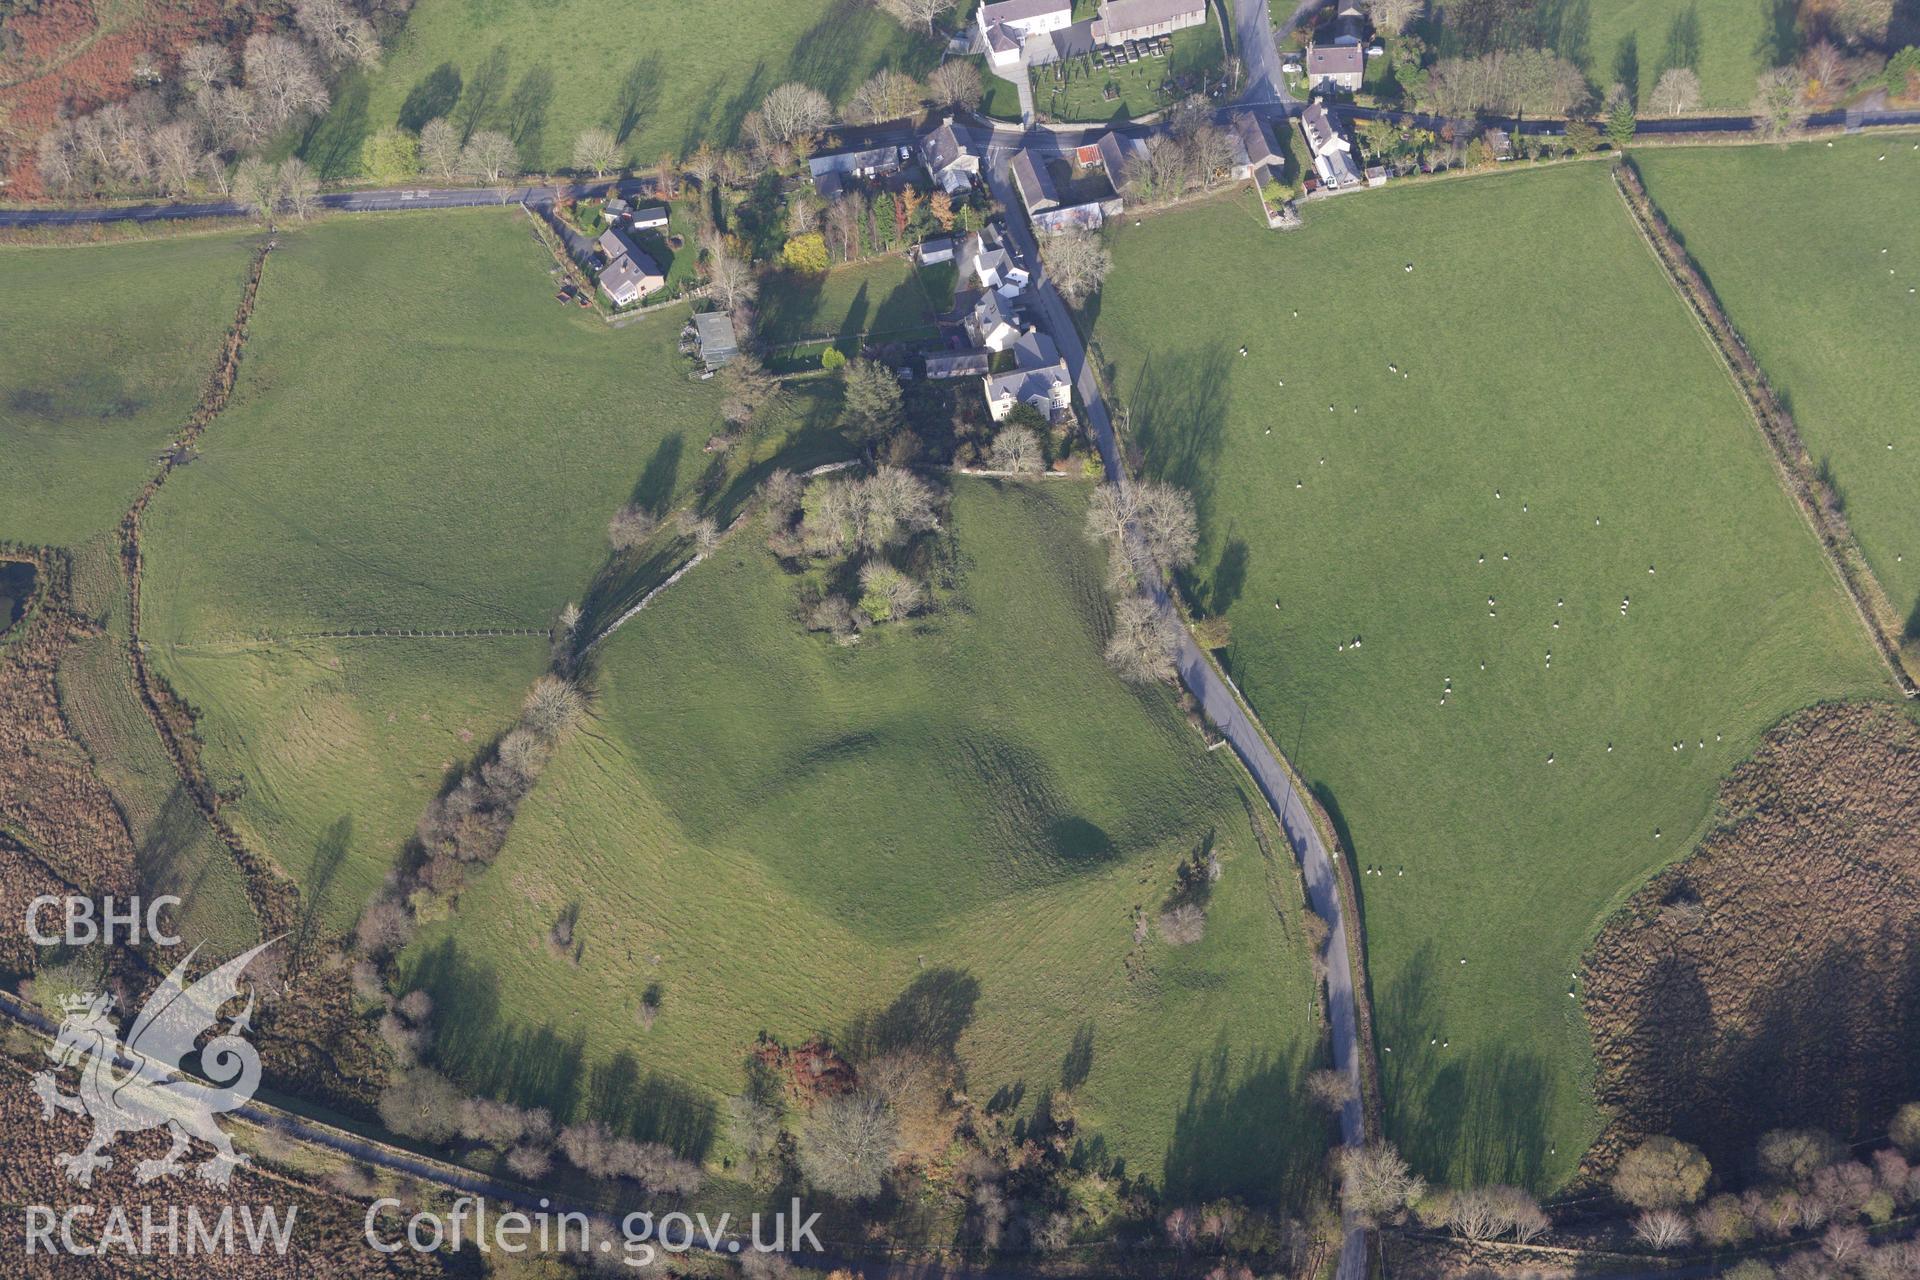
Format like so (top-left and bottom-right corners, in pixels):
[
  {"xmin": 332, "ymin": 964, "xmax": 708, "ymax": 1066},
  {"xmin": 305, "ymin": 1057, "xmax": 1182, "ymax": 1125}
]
[
  {"xmin": 1582, "ymin": 0, "xmax": 1769, "ymax": 109},
  {"xmin": 402, "ymin": 479, "xmax": 1330, "ymax": 1189},
  {"xmin": 345, "ymin": 0, "xmax": 937, "ymax": 178},
  {"xmin": 1634, "ymin": 138, "xmax": 1920, "ymax": 642},
  {"xmin": 136, "ymin": 209, "xmax": 796, "ymax": 930},
  {"xmin": 0, "ymin": 233, "xmax": 254, "ymax": 548},
  {"xmin": 1091, "ymin": 162, "xmax": 1889, "ymax": 1187}
]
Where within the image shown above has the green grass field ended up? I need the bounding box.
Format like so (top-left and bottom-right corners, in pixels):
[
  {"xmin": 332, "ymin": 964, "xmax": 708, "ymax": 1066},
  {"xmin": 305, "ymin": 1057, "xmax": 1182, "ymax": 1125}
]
[
  {"xmin": 334, "ymin": 0, "xmax": 937, "ymax": 178},
  {"xmin": 401, "ymin": 478, "xmax": 1329, "ymax": 1190},
  {"xmin": 1091, "ymin": 163, "xmax": 1891, "ymax": 1188},
  {"xmin": 1634, "ymin": 138, "xmax": 1920, "ymax": 636},
  {"xmin": 1584, "ymin": 0, "xmax": 1770, "ymax": 109},
  {"xmin": 758, "ymin": 255, "xmax": 943, "ymax": 348},
  {"xmin": 137, "ymin": 209, "xmax": 780, "ymax": 931},
  {"xmin": 0, "ymin": 234, "xmax": 254, "ymax": 548}
]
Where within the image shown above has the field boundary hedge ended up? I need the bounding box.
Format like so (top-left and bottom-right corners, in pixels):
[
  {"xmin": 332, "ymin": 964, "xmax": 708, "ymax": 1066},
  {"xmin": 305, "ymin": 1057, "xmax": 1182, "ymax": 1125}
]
[
  {"xmin": 1613, "ymin": 159, "xmax": 1919, "ymax": 700},
  {"xmin": 115, "ymin": 234, "xmax": 303, "ymax": 938}
]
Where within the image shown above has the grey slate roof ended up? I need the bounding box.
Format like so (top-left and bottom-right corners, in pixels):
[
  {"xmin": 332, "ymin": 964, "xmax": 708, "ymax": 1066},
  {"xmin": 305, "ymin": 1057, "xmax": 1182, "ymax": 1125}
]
[
  {"xmin": 1234, "ymin": 114, "xmax": 1283, "ymax": 167},
  {"xmin": 693, "ymin": 311, "xmax": 739, "ymax": 367},
  {"xmin": 980, "ymin": 0, "xmax": 1072, "ymax": 22},
  {"xmin": 1097, "ymin": 0, "xmax": 1206, "ymax": 34},
  {"xmin": 1307, "ymin": 42, "xmax": 1364, "ymax": 75},
  {"xmin": 1009, "ymin": 150, "xmax": 1057, "ymax": 211}
]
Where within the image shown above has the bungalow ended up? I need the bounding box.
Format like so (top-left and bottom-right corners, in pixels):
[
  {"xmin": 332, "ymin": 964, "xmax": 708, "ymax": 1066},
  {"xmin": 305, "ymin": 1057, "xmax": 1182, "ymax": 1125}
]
[
  {"xmin": 595, "ymin": 226, "xmax": 666, "ymax": 306},
  {"xmin": 984, "ymin": 330, "xmax": 1072, "ymax": 422},
  {"xmin": 1304, "ymin": 0, "xmax": 1368, "ymax": 92},
  {"xmin": 925, "ymin": 351, "xmax": 991, "ymax": 380},
  {"xmin": 1299, "ymin": 100, "xmax": 1362, "ymax": 190},
  {"xmin": 808, "ymin": 146, "xmax": 902, "ymax": 185},
  {"xmin": 1483, "ymin": 127, "xmax": 1514, "ymax": 160},
  {"xmin": 916, "ymin": 235, "xmax": 958, "ymax": 265},
  {"xmin": 631, "ymin": 204, "xmax": 670, "ymax": 230},
  {"xmin": 1090, "ymin": 0, "xmax": 1207, "ymax": 47},
  {"xmin": 692, "ymin": 311, "xmax": 739, "ymax": 370},
  {"xmin": 919, "ymin": 117, "xmax": 980, "ymax": 194},
  {"xmin": 978, "ymin": 0, "xmax": 1074, "ymax": 68},
  {"xmin": 1230, "ymin": 113, "xmax": 1284, "ymax": 180},
  {"xmin": 967, "ymin": 289, "xmax": 1024, "ymax": 352},
  {"xmin": 963, "ymin": 226, "xmax": 1030, "ymax": 295}
]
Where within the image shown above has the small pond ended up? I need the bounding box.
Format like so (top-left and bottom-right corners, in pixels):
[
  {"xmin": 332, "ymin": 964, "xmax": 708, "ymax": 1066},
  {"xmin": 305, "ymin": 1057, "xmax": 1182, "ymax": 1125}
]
[{"xmin": 0, "ymin": 561, "xmax": 38, "ymax": 637}]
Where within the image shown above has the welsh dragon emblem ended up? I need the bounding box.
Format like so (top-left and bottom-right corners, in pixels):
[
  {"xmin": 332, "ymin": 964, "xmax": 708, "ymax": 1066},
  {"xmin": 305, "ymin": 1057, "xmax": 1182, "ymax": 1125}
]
[{"xmin": 31, "ymin": 939, "xmax": 277, "ymax": 1187}]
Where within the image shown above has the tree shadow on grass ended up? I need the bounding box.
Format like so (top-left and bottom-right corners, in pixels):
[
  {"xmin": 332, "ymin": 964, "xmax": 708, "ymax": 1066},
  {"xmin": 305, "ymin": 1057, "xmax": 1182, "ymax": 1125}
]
[
  {"xmin": 609, "ymin": 56, "xmax": 664, "ymax": 148},
  {"xmin": 1162, "ymin": 1038, "xmax": 1325, "ymax": 1203},
  {"xmin": 298, "ymin": 74, "xmax": 370, "ymax": 181},
  {"xmin": 504, "ymin": 66, "xmax": 556, "ymax": 166},
  {"xmin": 399, "ymin": 63, "xmax": 463, "ymax": 133},
  {"xmin": 783, "ymin": 0, "xmax": 892, "ymax": 102},
  {"xmin": 407, "ymin": 938, "xmax": 716, "ymax": 1157},
  {"xmin": 630, "ymin": 433, "xmax": 685, "ymax": 514},
  {"xmin": 840, "ymin": 967, "xmax": 982, "ymax": 1061},
  {"xmin": 1125, "ymin": 345, "xmax": 1231, "ymax": 536},
  {"xmin": 291, "ymin": 815, "xmax": 351, "ymax": 966},
  {"xmin": 1377, "ymin": 942, "xmax": 1555, "ymax": 1189},
  {"xmin": 1755, "ymin": 0, "xmax": 1800, "ymax": 66}
]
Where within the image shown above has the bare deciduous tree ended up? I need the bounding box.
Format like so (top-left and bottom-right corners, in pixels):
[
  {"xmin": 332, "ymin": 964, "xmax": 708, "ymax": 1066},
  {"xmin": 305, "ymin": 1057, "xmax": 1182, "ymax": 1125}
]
[
  {"xmin": 276, "ymin": 155, "xmax": 320, "ymax": 219},
  {"xmin": 1635, "ymin": 1208, "xmax": 1695, "ymax": 1250},
  {"xmin": 759, "ymin": 82, "xmax": 832, "ymax": 143},
  {"xmin": 420, "ymin": 117, "xmax": 462, "ymax": 179},
  {"xmin": 244, "ymin": 34, "xmax": 330, "ymax": 132},
  {"xmin": 573, "ymin": 126, "xmax": 620, "ymax": 177},
  {"xmin": 1039, "ymin": 228, "xmax": 1113, "ymax": 306},
  {"xmin": 798, "ymin": 1089, "xmax": 900, "ymax": 1200},
  {"xmin": 460, "ymin": 129, "xmax": 520, "ymax": 184},
  {"xmin": 929, "ymin": 60, "xmax": 984, "ymax": 109},
  {"xmin": 1340, "ymin": 1142, "xmax": 1427, "ymax": 1227},
  {"xmin": 700, "ymin": 231, "xmax": 759, "ymax": 310},
  {"xmin": 149, "ymin": 120, "xmax": 199, "ymax": 196},
  {"xmin": 1306, "ymin": 1068, "xmax": 1358, "ymax": 1112},
  {"xmin": 295, "ymin": 0, "xmax": 381, "ymax": 69},
  {"xmin": 231, "ymin": 155, "xmax": 276, "ymax": 221},
  {"xmin": 849, "ymin": 69, "xmax": 924, "ymax": 124},
  {"xmin": 1367, "ymin": 0, "xmax": 1421, "ymax": 34},
  {"xmin": 1650, "ymin": 66, "xmax": 1703, "ymax": 114},
  {"xmin": 179, "ymin": 42, "xmax": 233, "ymax": 93},
  {"xmin": 377, "ymin": 1068, "xmax": 463, "ymax": 1142},
  {"xmin": 873, "ymin": 0, "xmax": 956, "ymax": 34},
  {"xmin": 858, "ymin": 560, "xmax": 926, "ymax": 621},
  {"xmin": 1752, "ymin": 66, "xmax": 1810, "ymax": 138},
  {"xmin": 522, "ymin": 675, "xmax": 585, "ymax": 738},
  {"xmin": 1105, "ymin": 592, "xmax": 1179, "ymax": 684},
  {"xmin": 989, "ymin": 425, "xmax": 1045, "ymax": 473},
  {"xmin": 1133, "ymin": 479, "xmax": 1198, "ymax": 574}
]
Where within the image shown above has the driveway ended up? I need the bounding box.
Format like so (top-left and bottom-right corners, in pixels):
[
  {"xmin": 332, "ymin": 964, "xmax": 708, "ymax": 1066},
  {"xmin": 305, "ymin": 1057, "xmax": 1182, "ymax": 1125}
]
[{"xmin": 984, "ymin": 140, "xmax": 1369, "ymax": 1280}]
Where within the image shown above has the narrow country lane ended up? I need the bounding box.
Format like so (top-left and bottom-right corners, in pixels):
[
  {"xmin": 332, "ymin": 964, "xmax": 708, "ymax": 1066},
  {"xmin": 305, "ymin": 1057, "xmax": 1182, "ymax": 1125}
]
[{"xmin": 984, "ymin": 143, "xmax": 1370, "ymax": 1280}]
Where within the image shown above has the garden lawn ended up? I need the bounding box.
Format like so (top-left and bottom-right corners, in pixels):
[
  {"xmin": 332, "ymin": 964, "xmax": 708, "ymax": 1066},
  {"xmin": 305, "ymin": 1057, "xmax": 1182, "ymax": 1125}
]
[
  {"xmin": 402, "ymin": 478, "xmax": 1330, "ymax": 1192},
  {"xmin": 1091, "ymin": 163, "xmax": 1890, "ymax": 1189},
  {"xmin": 1634, "ymin": 138, "xmax": 1920, "ymax": 638},
  {"xmin": 137, "ymin": 208, "xmax": 791, "ymax": 931},
  {"xmin": 0, "ymin": 233, "xmax": 254, "ymax": 548},
  {"xmin": 345, "ymin": 0, "xmax": 938, "ymax": 178},
  {"xmin": 757, "ymin": 255, "xmax": 943, "ymax": 348}
]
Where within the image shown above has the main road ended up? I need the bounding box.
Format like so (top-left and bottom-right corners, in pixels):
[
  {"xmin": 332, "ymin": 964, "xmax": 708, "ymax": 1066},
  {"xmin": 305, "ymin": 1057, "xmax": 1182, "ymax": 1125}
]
[{"xmin": 984, "ymin": 134, "xmax": 1371, "ymax": 1280}]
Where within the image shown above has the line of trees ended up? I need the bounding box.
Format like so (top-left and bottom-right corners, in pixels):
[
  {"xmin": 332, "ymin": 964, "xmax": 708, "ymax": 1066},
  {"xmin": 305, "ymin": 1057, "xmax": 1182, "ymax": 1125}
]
[
  {"xmin": 35, "ymin": 6, "xmax": 374, "ymax": 200},
  {"xmin": 1083, "ymin": 479, "xmax": 1197, "ymax": 683}
]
